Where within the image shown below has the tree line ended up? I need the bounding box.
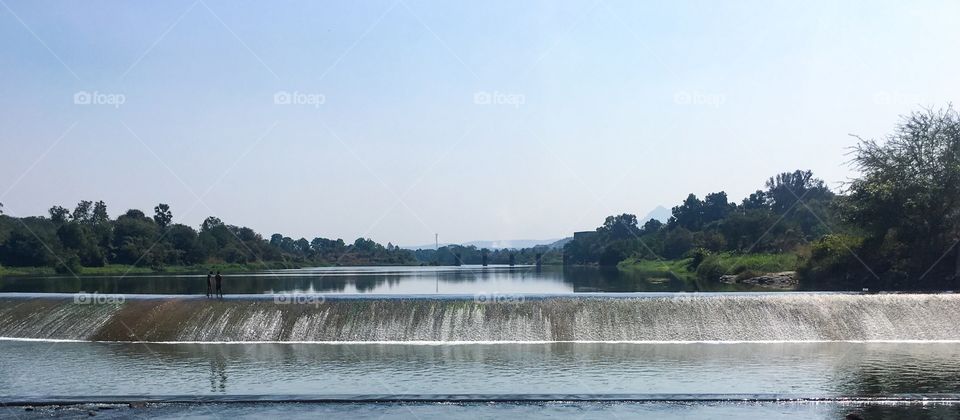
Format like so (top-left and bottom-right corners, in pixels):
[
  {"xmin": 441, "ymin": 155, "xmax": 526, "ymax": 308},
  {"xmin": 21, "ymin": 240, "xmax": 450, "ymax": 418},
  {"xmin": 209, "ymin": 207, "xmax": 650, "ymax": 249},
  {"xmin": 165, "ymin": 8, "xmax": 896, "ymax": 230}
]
[
  {"xmin": 3, "ymin": 106, "xmax": 958, "ymax": 288},
  {"xmin": 412, "ymin": 244, "xmax": 562, "ymax": 266},
  {"xmin": 0, "ymin": 202, "xmax": 416, "ymax": 273},
  {"xmin": 563, "ymin": 169, "xmax": 835, "ymax": 264},
  {"xmin": 563, "ymin": 106, "xmax": 960, "ymax": 290}
]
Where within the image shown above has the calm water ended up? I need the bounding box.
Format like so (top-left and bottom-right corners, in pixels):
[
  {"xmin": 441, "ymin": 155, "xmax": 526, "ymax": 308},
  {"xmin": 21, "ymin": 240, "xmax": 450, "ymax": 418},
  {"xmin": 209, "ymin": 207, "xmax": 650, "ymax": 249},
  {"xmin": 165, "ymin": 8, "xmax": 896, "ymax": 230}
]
[
  {"xmin": 3, "ymin": 341, "xmax": 960, "ymax": 396},
  {"xmin": 0, "ymin": 265, "xmax": 781, "ymax": 295},
  {"xmin": 5, "ymin": 401, "xmax": 958, "ymax": 419},
  {"xmin": 4, "ymin": 340, "xmax": 960, "ymax": 418}
]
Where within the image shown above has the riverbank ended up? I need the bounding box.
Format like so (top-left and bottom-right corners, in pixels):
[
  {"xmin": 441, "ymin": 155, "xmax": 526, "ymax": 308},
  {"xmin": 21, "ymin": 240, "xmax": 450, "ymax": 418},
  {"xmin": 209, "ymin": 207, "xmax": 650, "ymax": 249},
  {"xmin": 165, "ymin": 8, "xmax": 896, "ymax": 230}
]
[
  {"xmin": 617, "ymin": 252, "xmax": 799, "ymax": 283},
  {"xmin": 0, "ymin": 262, "xmax": 312, "ymax": 277}
]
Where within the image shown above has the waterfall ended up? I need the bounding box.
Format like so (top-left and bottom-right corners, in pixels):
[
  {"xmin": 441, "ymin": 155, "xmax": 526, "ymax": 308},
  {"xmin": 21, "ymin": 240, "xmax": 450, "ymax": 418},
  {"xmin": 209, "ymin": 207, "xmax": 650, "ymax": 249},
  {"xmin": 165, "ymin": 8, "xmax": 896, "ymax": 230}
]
[{"xmin": 1, "ymin": 294, "xmax": 958, "ymax": 343}]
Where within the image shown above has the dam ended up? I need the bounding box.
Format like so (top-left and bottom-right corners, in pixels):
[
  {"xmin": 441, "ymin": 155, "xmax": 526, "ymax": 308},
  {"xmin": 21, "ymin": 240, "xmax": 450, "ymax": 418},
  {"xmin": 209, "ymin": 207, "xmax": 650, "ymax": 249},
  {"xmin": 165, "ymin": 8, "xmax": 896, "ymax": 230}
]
[
  {"xmin": 4, "ymin": 268, "xmax": 960, "ymax": 420},
  {"xmin": 2, "ymin": 293, "xmax": 958, "ymax": 343}
]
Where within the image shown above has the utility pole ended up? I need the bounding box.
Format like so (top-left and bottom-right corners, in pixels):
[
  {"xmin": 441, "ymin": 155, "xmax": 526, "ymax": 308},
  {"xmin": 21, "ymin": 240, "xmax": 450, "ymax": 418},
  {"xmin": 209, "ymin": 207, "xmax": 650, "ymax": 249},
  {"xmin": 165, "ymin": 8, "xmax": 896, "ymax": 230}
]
[{"xmin": 435, "ymin": 233, "xmax": 439, "ymax": 293}]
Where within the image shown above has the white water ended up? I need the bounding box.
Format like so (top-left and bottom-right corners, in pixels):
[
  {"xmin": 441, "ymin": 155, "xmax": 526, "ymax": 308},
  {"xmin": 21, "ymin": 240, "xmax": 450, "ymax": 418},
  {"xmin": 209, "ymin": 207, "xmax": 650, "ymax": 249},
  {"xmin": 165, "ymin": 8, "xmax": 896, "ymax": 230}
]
[{"xmin": 2, "ymin": 294, "xmax": 959, "ymax": 343}]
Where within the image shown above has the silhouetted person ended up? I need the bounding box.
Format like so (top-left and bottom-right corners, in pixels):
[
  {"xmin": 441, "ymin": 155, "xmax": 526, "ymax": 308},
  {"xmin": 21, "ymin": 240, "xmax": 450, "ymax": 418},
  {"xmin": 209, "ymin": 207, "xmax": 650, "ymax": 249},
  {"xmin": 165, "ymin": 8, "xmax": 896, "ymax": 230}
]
[
  {"xmin": 206, "ymin": 271, "xmax": 213, "ymax": 298},
  {"xmin": 215, "ymin": 271, "xmax": 223, "ymax": 298}
]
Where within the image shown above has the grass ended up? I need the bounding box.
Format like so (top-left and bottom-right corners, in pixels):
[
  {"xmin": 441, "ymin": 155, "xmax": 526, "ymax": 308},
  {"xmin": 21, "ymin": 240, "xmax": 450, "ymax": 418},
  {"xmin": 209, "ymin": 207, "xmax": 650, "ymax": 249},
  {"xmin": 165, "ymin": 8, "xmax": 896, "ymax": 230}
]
[
  {"xmin": 617, "ymin": 252, "xmax": 799, "ymax": 282},
  {"xmin": 617, "ymin": 257, "xmax": 696, "ymax": 280},
  {"xmin": 0, "ymin": 266, "xmax": 56, "ymax": 276},
  {"xmin": 695, "ymin": 252, "xmax": 799, "ymax": 281}
]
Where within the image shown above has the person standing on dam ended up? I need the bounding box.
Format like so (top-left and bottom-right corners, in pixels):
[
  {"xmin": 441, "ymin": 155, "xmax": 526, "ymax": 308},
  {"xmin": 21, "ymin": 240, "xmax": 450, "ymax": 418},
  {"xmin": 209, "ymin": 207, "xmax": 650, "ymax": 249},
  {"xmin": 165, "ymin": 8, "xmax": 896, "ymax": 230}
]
[
  {"xmin": 206, "ymin": 271, "xmax": 214, "ymax": 298},
  {"xmin": 215, "ymin": 271, "xmax": 223, "ymax": 299}
]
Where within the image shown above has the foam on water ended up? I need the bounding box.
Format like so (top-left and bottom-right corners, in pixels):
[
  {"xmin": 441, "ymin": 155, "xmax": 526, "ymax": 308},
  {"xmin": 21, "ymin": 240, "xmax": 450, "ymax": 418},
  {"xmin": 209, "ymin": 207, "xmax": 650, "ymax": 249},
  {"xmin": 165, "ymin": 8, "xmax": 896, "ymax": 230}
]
[{"xmin": 2, "ymin": 294, "xmax": 959, "ymax": 343}]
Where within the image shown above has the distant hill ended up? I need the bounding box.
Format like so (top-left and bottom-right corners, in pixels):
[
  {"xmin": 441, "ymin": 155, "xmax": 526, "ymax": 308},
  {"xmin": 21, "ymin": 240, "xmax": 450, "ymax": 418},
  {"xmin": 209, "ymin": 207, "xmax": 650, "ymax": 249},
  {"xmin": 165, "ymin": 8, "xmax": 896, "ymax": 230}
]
[
  {"xmin": 643, "ymin": 205, "xmax": 671, "ymax": 223},
  {"xmin": 403, "ymin": 238, "xmax": 568, "ymax": 250}
]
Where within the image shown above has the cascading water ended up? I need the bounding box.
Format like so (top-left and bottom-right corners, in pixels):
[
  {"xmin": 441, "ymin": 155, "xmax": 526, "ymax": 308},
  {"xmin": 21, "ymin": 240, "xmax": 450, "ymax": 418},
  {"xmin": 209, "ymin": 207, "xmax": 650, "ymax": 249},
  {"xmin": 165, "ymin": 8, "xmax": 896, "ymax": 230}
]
[{"xmin": 1, "ymin": 294, "xmax": 959, "ymax": 343}]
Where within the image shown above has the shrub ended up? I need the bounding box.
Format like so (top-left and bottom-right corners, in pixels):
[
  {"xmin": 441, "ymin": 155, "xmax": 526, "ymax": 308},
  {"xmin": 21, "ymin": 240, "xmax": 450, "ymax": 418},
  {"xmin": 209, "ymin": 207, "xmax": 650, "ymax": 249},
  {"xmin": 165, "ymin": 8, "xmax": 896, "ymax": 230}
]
[
  {"xmin": 695, "ymin": 254, "xmax": 725, "ymax": 280},
  {"xmin": 686, "ymin": 248, "xmax": 711, "ymax": 269},
  {"xmin": 798, "ymin": 233, "xmax": 869, "ymax": 288},
  {"xmin": 695, "ymin": 252, "xmax": 799, "ymax": 281}
]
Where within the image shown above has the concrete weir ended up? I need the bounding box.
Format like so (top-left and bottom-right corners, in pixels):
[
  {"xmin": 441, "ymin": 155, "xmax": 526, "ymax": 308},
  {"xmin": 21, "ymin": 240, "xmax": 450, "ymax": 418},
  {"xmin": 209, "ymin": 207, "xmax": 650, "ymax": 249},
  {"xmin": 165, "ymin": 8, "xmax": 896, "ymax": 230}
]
[{"xmin": 1, "ymin": 293, "xmax": 959, "ymax": 343}]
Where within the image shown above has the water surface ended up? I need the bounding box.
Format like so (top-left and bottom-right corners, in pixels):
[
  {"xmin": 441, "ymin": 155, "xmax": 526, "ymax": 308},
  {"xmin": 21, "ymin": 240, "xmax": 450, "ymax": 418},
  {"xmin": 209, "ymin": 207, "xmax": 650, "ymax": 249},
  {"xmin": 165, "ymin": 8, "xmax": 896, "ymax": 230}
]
[
  {"xmin": 3, "ymin": 341, "xmax": 960, "ymax": 396},
  {"xmin": 0, "ymin": 265, "xmax": 778, "ymax": 295}
]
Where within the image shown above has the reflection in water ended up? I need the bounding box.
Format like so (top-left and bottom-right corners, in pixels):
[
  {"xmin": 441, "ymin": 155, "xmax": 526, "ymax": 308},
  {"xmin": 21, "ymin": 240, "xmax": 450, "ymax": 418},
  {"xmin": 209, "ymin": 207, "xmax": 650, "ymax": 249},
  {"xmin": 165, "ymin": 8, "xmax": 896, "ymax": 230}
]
[
  {"xmin": 209, "ymin": 356, "xmax": 227, "ymax": 393},
  {"xmin": 4, "ymin": 341, "xmax": 960, "ymax": 397},
  {"xmin": 0, "ymin": 265, "xmax": 771, "ymax": 295}
]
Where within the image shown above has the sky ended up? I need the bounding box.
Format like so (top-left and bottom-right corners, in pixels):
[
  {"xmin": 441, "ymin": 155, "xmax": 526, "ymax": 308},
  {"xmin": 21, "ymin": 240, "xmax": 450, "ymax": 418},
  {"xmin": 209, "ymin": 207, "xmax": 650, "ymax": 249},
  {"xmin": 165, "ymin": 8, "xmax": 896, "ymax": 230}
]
[{"xmin": 1, "ymin": 0, "xmax": 959, "ymax": 246}]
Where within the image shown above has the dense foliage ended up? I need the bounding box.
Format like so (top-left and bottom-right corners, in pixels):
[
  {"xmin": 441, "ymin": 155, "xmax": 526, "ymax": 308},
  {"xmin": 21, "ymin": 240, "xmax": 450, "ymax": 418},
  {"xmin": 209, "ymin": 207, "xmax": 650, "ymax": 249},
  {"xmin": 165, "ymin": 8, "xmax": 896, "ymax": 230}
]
[
  {"xmin": 565, "ymin": 106, "xmax": 960, "ymax": 290},
  {"xmin": 0, "ymin": 202, "xmax": 415, "ymax": 273},
  {"xmin": 412, "ymin": 244, "xmax": 562, "ymax": 266},
  {"xmin": 822, "ymin": 106, "xmax": 960, "ymax": 289},
  {"xmin": 562, "ymin": 169, "xmax": 838, "ymax": 269}
]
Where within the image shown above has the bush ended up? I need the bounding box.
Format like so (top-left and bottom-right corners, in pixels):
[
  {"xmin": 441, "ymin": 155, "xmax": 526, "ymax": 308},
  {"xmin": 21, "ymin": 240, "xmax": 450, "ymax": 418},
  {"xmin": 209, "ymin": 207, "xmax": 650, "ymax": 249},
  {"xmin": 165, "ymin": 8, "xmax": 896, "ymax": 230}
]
[
  {"xmin": 798, "ymin": 234, "xmax": 869, "ymax": 288},
  {"xmin": 695, "ymin": 252, "xmax": 799, "ymax": 281},
  {"xmin": 55, "ymin": 254, "xmax": 82, "ymax": 275},
  {"xmin": 695, "ymin": 254, "xmax": 725, "ymax": 280},
  {"xmin": 685, "ymin": 248, "xmax": 711, "ymax": 269}
]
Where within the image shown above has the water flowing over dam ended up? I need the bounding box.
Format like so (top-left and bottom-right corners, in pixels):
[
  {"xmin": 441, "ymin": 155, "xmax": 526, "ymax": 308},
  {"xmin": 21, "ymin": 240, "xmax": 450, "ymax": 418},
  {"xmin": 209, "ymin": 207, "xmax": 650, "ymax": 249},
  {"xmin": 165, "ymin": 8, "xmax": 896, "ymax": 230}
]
[{"xmin": 2, "ymin": 294, "xmax": 959, "ymax": 343}]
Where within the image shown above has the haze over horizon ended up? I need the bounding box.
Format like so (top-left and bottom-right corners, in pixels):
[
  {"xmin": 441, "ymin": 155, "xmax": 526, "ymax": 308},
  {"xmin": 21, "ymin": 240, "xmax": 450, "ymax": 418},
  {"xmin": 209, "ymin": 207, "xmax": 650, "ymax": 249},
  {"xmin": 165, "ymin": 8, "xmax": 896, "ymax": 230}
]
[{"xmin": 2, "ymin": 0, "xmax": 959, "ymax": 245}]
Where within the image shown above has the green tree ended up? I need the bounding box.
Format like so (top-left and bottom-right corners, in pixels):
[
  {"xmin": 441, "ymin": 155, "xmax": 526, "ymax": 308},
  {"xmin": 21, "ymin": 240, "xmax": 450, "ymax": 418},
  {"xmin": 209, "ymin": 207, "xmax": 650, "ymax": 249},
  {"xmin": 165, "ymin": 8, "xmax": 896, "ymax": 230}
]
[
  {"xmin": 112, "ymin": 209, "xmax": 159, "ymax": 265},
  {"xmin": 642, "ymin": 218, "xmax": 664, "ymax": 234},
  {"xmin": 57, "ymin": 222, "xmax": 104, "ymax": 266},
  {"xmin": 71, "ymin": 200, "xmax": 93, "ymax": 223},
  {"xmin": 702, "ymin": 192, "xmax": 734, "ymax": 224},
  {"xmin": 663, "ymin": 227, "xmax": 694, "ymax": 259},
  {"xmin": 48, "ymin": 206, "xmax": 70, "ymax": 225},
  {"xmin": 295, "ymin": 238, "xmax": 311, "ymax": 255},
  {"xmin": 844, "ymin": 106, "xmax": 960, "ymax": 286},
  {"xmin": 741, "ymin": 190, "xmax": 769, "ymax": 210},
  {"xmin": 92, "ymin": 201, "xmax": 109, "ymax": 224},
  {"xmin": 765, "ymin": 170, "xmax": 832, "ymax": 214},
  {"xmin": 669, "ymin": 194, "xmax": 704, "ymax": 230},
  {"xmin": 153, "ymin": 203, "xmax": 173, "ymax": 228},
  {"xmin": 90, "ymin": 200, "xmax": 112, "ymax": 251},
  {"xmin": 201, "ymin": 216, "xmax": 223, "ymax": 232},
  {"xmin": 0, "ymin": 218, "xmax": 60, "ymax": 267},
  {"xmin": 166, "ymin": 223, "xmax": 206, "ymax": 264},
  {"xmin": 598, "ymin": 214, "xmax": 641, "ymax": 240}
]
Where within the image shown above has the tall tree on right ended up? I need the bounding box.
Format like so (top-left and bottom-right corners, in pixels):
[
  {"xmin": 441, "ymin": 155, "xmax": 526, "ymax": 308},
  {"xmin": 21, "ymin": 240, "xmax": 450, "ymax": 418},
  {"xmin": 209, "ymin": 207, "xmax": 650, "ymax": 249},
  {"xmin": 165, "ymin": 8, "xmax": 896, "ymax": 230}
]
[{"xmin": 846, "ymin": 106, "xmax": 960, "ymax": 287}]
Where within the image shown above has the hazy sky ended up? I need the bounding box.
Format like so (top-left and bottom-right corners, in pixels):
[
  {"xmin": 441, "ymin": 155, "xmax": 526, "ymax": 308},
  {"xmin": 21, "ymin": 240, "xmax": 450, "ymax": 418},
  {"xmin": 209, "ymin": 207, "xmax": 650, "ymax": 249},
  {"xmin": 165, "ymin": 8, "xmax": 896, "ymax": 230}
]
[{"xmin": 1, "ymin": 0, "xmax": 958, "ymax": 245}]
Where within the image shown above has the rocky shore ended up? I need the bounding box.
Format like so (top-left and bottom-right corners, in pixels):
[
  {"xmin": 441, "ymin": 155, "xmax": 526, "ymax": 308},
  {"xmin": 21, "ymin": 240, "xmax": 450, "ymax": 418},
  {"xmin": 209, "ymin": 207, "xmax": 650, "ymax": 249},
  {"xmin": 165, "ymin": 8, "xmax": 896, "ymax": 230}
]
[{"xmin": 719, "ymin": 271, "xmax": 797, "ymax": 288}]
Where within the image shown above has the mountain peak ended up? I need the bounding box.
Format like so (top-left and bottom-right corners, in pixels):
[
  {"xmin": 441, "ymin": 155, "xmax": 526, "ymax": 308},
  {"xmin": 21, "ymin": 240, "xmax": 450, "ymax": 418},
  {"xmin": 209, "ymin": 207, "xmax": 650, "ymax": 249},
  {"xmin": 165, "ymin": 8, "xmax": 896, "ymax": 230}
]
[{"xmin": 643, "ymin": 205, "xmax": 671, "ymax": 223}]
